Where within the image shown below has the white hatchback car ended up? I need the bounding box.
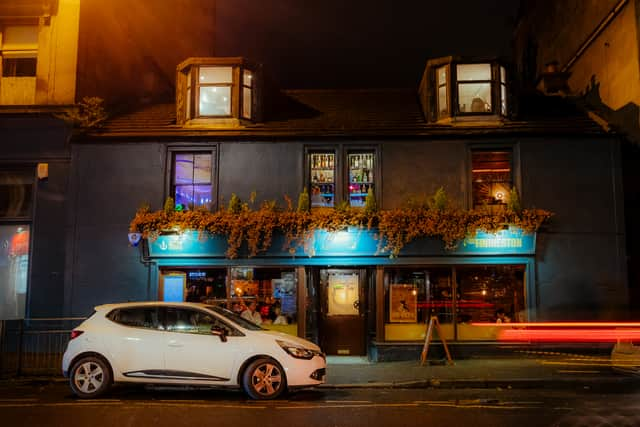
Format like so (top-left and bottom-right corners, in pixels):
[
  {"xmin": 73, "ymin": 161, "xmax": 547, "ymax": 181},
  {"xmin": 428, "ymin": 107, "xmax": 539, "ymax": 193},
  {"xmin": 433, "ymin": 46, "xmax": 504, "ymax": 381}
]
[{"xmin": 62, "ymin": 302, "xmax": 326, "ymax": 399}]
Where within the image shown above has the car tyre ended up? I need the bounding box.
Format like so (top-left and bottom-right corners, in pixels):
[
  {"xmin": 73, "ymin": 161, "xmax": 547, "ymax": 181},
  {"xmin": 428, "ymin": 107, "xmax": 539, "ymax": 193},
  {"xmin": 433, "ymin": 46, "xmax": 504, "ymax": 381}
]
[
  {"xmin": 242, "ymin": 358, "xmax": 286, "ymax": 400},
  {"xmin": 69, "ymin": 356, "xmax": 112, "ymax": 399}
]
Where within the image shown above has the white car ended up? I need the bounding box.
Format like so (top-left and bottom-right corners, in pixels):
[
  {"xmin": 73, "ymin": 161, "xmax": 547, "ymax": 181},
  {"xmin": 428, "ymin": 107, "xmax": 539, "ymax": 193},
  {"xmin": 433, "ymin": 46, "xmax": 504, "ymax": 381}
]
[{"xmin": 62, "ymin": 302, "xmax": 326, "ymax": 399}]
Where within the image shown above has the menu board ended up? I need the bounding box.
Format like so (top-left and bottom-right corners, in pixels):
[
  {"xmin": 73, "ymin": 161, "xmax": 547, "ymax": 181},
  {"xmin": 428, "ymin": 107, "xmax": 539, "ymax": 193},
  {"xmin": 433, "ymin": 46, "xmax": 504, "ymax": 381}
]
[{"xmin": 389, "ymin": 284, "xmax": 418, "ymax": 323}]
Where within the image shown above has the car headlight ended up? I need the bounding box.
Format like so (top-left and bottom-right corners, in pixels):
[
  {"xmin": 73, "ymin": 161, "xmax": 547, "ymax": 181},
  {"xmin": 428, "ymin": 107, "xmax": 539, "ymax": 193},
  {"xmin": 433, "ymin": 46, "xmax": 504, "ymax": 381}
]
[{"xmin": 277, "ymin": 340, "xmax": 322, "ymax": 360}]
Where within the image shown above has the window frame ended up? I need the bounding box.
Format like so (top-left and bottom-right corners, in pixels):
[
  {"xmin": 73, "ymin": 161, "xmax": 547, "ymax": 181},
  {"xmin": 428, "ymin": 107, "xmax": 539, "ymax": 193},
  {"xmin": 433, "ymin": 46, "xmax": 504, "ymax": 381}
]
[
  {"xmin": 435, "ymin": 64, "xmax": 450, "ymax": 120},
  {"xmin": 167, "ymin": 146, "xmax": 218, "ymax": 212},
  {"xmin": 193, "ymin": 65, "xmax": 234, "ymax": 119},
  {"xmin": 305, "ymin": 146, "xmax": 339, "ymax": 209},
  {"xmin": 467, "ymin": 143, "xmax": 520, "ymax": 210},
  {"xmin": 241, "ymin": 69, "xmax": 253, "ymax": 120},
  {"xmin": 454, "ymin": 62, "xmax": 494, "ymax": 116},
  {"xmin": 344, "ymin": 147, "xmax": 380, "ymax": 208},
  {"xmin": 304, "ymin": 145, "xmax": 382, "ymax": 209}
]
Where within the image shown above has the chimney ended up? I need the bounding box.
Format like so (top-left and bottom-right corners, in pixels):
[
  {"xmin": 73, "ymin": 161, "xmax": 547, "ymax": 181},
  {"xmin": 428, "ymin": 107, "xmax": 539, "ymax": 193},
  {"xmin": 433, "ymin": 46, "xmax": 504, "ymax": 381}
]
[{"xmin": 537, "ymin": 61, "xmax": 571, "ymax": 95}]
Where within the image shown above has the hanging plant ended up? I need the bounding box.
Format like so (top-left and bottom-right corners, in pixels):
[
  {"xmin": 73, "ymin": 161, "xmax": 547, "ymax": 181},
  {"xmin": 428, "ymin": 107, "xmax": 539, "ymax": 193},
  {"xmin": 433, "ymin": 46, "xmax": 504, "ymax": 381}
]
[{"xmin": 129, "ymin": 193, "xmax": 553, "ymax": 259}]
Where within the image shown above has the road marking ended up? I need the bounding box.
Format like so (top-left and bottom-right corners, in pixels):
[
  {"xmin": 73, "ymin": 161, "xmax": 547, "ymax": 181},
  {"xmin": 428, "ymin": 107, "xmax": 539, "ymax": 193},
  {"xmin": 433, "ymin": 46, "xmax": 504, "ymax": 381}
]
[
  {"xmin": 275, "ymin": 403, "xmax": 418, "ymax": 409},
  {"xmin": 0, "ymin": 398, "xmax": 38, "ymax": 402},
  {"xmin": 133, "ymin": 402, "xmax": 267, "ymax": 409},
  {"xmin": 425, "ymin": 402, "xmax": 540, "ymax": 410}
]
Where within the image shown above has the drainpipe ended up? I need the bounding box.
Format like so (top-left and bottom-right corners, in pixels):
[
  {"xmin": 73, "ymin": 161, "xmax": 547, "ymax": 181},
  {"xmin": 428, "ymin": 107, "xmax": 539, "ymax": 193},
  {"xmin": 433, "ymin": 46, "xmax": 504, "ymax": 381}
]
[{"xmin": 562, "ymin": 0, "xmax": 629, "ymax": 72}]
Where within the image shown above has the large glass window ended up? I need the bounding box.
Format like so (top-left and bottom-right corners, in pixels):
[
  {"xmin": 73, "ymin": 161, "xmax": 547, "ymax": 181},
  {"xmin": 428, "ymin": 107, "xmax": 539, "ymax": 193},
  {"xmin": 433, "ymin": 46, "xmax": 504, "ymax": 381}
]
[
  {"xmin": 384, "ymin": 268, "xmax": 454, "ymax": 341},
  {"xmin": 0, "ymin": 225, "xmax": 30, "ymax": 320},
  {"xmin": 347, "ymin": 152, "xmax": 375, "ymax": 207},
  {"xmin": 172, "ymin": 151, "xmax": 214, "ymax": 211},
  {"xmin": 457, "ymin": 63, "xmax": 492, "ymax": 113},
  {"xmin": 229, "ymin": 267, "xmax": 298, "ymax": 336},
  {"xmin": 309, "ymin": 152, "xmax": 336, "ymax": 208},
  {"xmin": 471, "ymin": 149, "xmax": 513, "ymax": 210},
  {"xmin": 384, "ymin": 265, "xmax": 526, "ymax": 342},
  {"xmin": 198, "ymin": 66, "xmax": 232, "ymax": 116},
  {"xmin": 456, "ymin": 265, "xmax": 526, "ymax": 340}
]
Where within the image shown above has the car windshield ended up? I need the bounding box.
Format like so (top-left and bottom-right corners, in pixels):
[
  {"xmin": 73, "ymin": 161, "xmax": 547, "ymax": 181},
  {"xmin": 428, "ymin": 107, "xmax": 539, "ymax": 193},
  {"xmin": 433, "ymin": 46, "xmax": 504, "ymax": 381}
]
[{"xmin": 206, "ymin": 305, "xmax": 265, "ymax": 331}]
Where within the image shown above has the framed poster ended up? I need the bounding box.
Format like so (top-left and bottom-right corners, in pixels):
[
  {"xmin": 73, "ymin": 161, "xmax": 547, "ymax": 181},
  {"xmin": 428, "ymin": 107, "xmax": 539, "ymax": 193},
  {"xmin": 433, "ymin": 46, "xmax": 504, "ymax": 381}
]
[{"xmin": 389, "ymin": 284, "xmax": 417, "ymax": 323}]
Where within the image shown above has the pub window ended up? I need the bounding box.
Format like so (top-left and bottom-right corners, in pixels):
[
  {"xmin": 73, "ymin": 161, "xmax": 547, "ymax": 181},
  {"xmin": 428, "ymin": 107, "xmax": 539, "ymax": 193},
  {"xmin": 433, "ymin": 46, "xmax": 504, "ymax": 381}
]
[
  {"xmin": 457, "ymin": 63, "xmax": 492, "ymax": 113},
  {"xmin": 197, "ymin": 66, "xmax": 233, "ymax": 117},
  {"xmin": 171, "ymin": 151, "xmax": 215, "ymax": 211},
  {"xmin": 229, "ymin": 267, "xmax": 298, "ymax": 337},
  {"xmin": 383, "ymin": 265, "xmax": 527, "ymax": 342},
  {"xmin": 347, "ymin": 151, "xmax": 376, "ymax": 207},
  {"xmin": 436, "ymin": 65, "xmax": 448, "ymax": 119},
  {"xmin": 500, "ymin": 66, "xmax": 507, "ymax": 116},
  {"xmin": 177, "ymin": 58, "xmax": 260, "ymax": 125},
  {"xmin": 309, "ymin": 152, "xmax": 336, "ymax": 208},
  {"xmin": 242, "ymin": 69, "xmax": 253, "ymax": 119},
  {"xmin": 471, "ymin": 149, "xmax": 513, "ymax": 210}
]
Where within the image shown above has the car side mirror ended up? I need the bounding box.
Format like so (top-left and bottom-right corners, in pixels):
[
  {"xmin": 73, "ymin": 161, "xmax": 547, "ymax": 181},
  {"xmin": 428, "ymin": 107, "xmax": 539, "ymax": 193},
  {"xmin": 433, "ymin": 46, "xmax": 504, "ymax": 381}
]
[{"xmin": 211, "ymin": 326, "xmax": 228, "ymax": 342}]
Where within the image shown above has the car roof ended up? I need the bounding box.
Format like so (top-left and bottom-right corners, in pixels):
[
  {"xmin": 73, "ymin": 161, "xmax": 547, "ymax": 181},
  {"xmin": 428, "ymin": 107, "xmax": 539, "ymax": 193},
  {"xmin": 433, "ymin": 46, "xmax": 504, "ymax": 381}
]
[{"xmin": 94, "ymin": 301, "xmax": 213, "ymax": 311}]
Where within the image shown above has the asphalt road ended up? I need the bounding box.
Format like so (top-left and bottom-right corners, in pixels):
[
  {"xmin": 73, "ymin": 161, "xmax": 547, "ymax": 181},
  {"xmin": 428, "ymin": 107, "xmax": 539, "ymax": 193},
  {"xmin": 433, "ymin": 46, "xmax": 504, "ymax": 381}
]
[{"xmin": 1, "ymin": 381, "xmax": 639, "ymax": 427}]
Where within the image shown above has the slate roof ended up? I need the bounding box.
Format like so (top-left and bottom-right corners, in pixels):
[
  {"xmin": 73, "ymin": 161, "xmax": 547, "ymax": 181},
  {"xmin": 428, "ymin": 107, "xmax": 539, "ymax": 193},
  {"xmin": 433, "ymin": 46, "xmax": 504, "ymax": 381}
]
[{"xmin": 87, "ymin": 88, "xmax": 608, "ymax": 141}]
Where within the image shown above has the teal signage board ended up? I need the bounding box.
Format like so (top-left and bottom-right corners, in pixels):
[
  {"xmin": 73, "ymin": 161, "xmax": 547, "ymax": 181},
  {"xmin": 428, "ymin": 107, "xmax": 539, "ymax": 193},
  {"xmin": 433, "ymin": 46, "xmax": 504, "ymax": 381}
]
[{"xmin": 146, "ymin": 227, "xmax": 535, "ymax": 259}]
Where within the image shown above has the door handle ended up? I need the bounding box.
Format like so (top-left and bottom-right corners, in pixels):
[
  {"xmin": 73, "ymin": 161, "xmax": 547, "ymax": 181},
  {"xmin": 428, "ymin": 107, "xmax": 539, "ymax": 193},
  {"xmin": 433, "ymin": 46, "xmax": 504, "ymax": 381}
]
[{"xmin": 353, "ymin": 300, "xmax": 360, "ymax": 310}]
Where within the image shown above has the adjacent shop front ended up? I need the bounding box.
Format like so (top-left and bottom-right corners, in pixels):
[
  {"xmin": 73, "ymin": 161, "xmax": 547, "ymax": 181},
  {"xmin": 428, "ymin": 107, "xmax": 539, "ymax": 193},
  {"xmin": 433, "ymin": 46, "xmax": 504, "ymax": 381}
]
[{"xmin": 143, "ymin": 227, "xmax": 536, "ymax": 359}]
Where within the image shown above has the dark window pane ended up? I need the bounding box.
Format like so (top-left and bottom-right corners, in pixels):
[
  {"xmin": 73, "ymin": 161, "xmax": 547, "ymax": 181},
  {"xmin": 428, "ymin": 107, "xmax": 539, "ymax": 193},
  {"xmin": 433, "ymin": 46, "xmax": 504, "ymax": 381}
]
[
  {"xmin": 111, "ymin": 308, "xmax": 161, "ymax": 329},
  {"xmin": 2, "ymin": 57, "xmax": 37, "ymax": 77},
  {"xmin": 0, "ymin": 170, "xmax": 33, "ymax": 218}
]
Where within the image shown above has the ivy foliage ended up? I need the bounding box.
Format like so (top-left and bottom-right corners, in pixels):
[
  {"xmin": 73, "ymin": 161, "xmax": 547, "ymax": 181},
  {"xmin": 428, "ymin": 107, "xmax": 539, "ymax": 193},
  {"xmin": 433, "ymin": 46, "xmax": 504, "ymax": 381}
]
[{"xmin": 130, "ymin": 190, "xmax": 552, "ymax": 259}]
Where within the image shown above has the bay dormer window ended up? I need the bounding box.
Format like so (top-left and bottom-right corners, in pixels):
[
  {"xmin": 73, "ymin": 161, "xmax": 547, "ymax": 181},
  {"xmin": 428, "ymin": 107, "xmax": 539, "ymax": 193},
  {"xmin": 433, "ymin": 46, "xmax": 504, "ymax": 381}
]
[
  {"xmin": 176, "ymin": 57, "xmax": 261, "ymax": 126},
  {"xmin": 419, "ymin": 57, "xmax": 509, "ymax": 123}
]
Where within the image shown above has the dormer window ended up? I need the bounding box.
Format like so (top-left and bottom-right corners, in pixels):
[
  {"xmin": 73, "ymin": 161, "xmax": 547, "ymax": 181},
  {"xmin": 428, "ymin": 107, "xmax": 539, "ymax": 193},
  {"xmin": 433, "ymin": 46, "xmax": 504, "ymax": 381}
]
[
  {"xmin": 177, "ymin": 57, "xmax": 260, "ymax": 126},
  {"xmin": 419, "ymin": 57, "xmax": 509, "ymax": 123}
]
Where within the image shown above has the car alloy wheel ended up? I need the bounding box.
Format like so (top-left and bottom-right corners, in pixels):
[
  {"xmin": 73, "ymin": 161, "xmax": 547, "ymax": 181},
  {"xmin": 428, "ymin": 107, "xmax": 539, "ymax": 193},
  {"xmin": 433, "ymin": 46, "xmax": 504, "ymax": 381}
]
[
  {"xmin": 242, "ymin": 358, "xmax": 286, "ymax": 400},
  {"xmin": 70, "ymin": 356, "xmax": 111, "ymax": 398}
]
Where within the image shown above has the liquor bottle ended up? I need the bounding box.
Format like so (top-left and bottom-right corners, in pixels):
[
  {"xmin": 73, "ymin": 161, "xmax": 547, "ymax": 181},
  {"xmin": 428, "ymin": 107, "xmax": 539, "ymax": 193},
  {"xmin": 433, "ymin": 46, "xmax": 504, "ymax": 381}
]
[
  {"xmin": 313, "ymin": 171, "xmax": 318, "ymax": 182},
  {"xmin": 328, "ymin": 155, "xmax": 334, "ymax": 169}
]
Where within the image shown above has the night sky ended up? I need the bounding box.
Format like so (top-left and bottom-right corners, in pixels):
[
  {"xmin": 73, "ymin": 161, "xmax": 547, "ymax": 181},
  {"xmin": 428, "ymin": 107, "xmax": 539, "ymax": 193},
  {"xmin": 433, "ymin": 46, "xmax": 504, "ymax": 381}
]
[{"xmin": 215, "ymin": 0, "xmax": 520, "ymax": 89}]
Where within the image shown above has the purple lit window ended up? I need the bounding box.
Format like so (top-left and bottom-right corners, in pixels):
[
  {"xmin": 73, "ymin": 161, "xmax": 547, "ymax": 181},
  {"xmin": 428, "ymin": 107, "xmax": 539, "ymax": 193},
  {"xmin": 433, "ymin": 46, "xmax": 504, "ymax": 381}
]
[{"xmin": 173, "ymin": 153, "xmax": 213, "ymax": 210}]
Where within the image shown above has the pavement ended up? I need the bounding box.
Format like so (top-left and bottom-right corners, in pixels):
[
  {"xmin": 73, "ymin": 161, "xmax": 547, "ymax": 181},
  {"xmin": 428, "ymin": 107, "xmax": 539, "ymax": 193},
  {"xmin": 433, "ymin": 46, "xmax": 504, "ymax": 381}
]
[{"xmin": 322, "ymin": 353, "xmax": 640, "ymax": 389}]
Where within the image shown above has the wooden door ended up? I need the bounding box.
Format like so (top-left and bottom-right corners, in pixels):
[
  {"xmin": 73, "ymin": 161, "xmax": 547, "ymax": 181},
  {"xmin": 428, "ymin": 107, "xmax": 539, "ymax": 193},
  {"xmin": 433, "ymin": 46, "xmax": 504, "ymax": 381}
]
[{"xmin": 318, "ymin": 269, "xmax": 366, "ymax": 356}]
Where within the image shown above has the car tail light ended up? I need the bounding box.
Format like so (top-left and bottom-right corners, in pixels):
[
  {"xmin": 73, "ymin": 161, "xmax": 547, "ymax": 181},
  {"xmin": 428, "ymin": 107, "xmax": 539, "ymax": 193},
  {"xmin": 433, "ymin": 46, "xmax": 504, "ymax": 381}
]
[{"xmin": 70, "ymin": 330, "xmax": 84, "ymax": 340}]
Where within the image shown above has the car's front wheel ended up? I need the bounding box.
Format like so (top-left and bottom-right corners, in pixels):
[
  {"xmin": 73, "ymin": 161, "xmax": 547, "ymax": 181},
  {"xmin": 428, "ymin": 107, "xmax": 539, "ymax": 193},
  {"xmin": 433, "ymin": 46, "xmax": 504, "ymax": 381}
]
[
  {"xmin": 69, "ymin": 356, "xmax": 112, "ymax": 399},
  {"xmin": 242, "ymin": 358, "xmax": 286, "ymax": 400}
]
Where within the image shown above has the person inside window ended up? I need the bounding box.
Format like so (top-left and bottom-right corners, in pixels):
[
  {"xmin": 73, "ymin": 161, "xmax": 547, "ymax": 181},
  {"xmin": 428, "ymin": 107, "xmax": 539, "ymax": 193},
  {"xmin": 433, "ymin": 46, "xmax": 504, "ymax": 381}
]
[
  {"xmin": 272, "ymin": 305, "xmax": 288, "ymax": 325},
  {"xmin": 241, "ymin": 300, "xmax": 262, "ymax": 325},
  {"xmin": 495, "ymin": 308, "xmax": 511, "ymax": 323}
]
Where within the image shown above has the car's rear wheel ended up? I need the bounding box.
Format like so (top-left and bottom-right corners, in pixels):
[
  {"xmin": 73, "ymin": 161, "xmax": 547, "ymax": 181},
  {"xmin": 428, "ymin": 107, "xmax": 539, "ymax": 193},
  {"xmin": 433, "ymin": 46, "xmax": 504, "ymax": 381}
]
[
  {"xmin": 242, "ymin": 358, "xmax": 286, "ymax": 400},
  {"xmin": 69, "ymin": 356, "xmax": 112, "ymax": 399}
]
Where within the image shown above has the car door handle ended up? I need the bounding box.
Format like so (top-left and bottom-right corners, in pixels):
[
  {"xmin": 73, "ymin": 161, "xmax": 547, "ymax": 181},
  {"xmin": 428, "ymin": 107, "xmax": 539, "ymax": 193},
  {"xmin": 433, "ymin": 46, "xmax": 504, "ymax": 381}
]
[{"xmin": 168, "ymin": 341, "xmax": 183, "ymax": 348}]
